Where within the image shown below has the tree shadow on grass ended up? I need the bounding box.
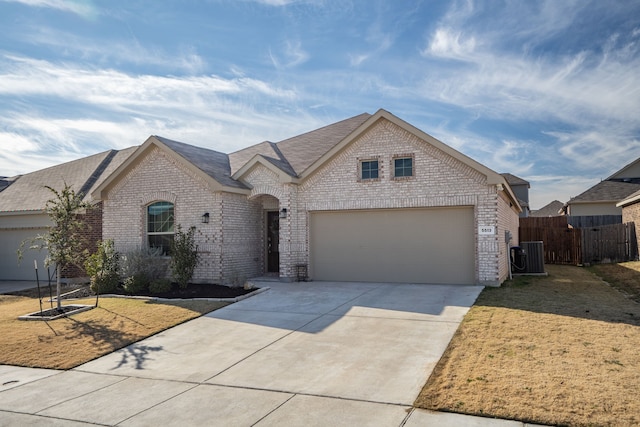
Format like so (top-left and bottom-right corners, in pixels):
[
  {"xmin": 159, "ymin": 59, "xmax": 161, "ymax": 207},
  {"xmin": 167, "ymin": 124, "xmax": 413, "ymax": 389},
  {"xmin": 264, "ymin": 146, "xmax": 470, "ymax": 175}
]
[
  {"xmin": 62, "ymin": 316, "xmax": 165, "ymax": 370},
  {"xmin": 65, "ymin": 316, "xmax": 142, "ymax": 351},
  {"xmin": 480, "ymin": 265, "xmax": 640, "ymax": 326}
]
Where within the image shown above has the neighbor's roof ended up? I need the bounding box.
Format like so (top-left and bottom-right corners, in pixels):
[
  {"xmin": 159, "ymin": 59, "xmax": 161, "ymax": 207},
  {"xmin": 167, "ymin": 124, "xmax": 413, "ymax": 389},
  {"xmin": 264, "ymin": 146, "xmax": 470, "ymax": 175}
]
[
  {"xmin": 568, "ymin": 180, "xmax": 640, "ymax": 204},
  {"xmin": 606, "ymin": 156, "xmax": 640, "ymax": 180},
  {"xmin": 500, "ymin": 173, "xmax": 530, "ymax": 187},
  {"xmin": 530, "ymin": 200, "xmax": 565, "ymax": 217},
  {"xmin": 0, "ymin": 176, "xmax": 19, "ymax": 192},
  {"xmin": 0, "ymin": 147, "xmax": 136, "ymax": 213},
  {"xmin": 617, "ymin": 189, "xmax": 640, "ymax": 208}
]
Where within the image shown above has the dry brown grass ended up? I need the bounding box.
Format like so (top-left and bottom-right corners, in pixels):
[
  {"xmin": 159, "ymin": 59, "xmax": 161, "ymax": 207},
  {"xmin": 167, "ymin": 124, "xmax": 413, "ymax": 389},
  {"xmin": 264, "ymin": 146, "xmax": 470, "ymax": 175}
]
[
  {"xmin": 0, "ymin": 295, "xmax": 227, "ymax": 369},
  {"xmin": 588, "ymin": 261, "xmax": 640, "ymax": 303},
  {"xmin": 415, "ymin": 264, "xmax": 640, "ymax": 427}
]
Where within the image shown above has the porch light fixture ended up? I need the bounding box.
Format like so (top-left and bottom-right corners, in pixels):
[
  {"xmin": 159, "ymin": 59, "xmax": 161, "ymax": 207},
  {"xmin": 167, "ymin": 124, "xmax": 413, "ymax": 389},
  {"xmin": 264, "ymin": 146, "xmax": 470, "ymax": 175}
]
[
  {"xmin": 279, "ymin": 208, "xmax": 287, "ymax": 218},
  {"xmin": 201, "ymin": 212, "xmax": 210, "ymax": 223}
]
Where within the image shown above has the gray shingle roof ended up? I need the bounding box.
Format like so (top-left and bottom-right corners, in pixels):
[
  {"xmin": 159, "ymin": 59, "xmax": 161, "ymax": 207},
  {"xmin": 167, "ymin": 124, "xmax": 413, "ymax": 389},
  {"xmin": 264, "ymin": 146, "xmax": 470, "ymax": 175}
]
[
  {"xmin": 228, "ymin": 141, "xmax": 279, "ymax": 176},
  {"xmin": 0, "ymin": 176, "xmax": 18, "ymax": 192},
  {"xmin": 154, "ymin": 136, "xmax": 247, "ymax": 189},
  {"xmin": 500, "ymin": 173, "xmax": 530, "ymax": 187},
  {"xmin": 275, "ymin": 113, "xmax": 371, "ymax": 175},
  {"xmin": 531, "ymin": 200, "xmax": 564, "ymax": 217},
  {"xmin": 228, "ymin": 141, "xmax": 296, "ymax": 177},
  {"xmin": 570, "ymin": 180, "xmax": 640, "ymax": 203},
  {"xmin": 0, "ymin": 147, "xmax": 136, "ymax": 212}
]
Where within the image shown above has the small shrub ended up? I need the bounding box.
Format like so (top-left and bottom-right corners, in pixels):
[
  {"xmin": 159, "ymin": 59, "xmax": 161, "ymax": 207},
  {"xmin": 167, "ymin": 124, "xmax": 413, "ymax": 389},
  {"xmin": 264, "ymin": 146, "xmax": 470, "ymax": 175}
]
[
  {"xmin": 85, "ymin": 240, "xmax": 119, "ymax": 294},
  {"xmin": 90, "ymin": 274, "xmax": 119, "ymax": 294},
  {"xmin": 149, "ymin": 278, "xmax": 172, "ymax": 294},
  {"xmin": 171, "ymin": 225, "xmax": 199, "ymax": 289},
  {"xmin": 123, "ymin": 272, "xmax": 149, "ymax": 294},
  {"xmin": 120, "ymin": 247, "xmax": 168, "ymax": 291}
]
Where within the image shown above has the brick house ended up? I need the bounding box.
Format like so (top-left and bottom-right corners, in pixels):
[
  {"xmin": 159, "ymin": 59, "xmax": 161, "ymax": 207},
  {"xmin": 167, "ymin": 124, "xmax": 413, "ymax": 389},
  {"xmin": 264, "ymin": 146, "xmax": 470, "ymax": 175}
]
[
  {"xmin": 0, "ymin": 148, "xmax": 135, "ymax": 280},
  {"xmin": 618, "ymin": 190, "xmax": 640, "ymax": 258},
  {"xmin": 92, "ymin": 109, "xmax": 521, "ymax": 286},
  {"xmin": 565, "ymin": 156, "xmax": 640, "ymax": 217}
]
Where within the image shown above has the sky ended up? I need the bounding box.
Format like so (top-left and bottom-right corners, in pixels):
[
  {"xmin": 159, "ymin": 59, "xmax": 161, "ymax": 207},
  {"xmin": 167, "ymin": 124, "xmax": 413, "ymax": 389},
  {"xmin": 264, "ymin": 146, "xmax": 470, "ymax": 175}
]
[{"xmin": 0, "ymin": 0, "xmax": 639, "ymax": 210}]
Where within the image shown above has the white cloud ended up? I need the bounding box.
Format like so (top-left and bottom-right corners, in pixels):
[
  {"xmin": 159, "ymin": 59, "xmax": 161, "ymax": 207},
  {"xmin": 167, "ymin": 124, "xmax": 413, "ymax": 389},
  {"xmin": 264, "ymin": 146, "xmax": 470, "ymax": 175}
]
[
  {"xmin": 20, "ymin": 27, "xmax": 207, "ymax": 74},
  {"xmin": 1, "ymin": 0, "xmax": 97, "ymax": 18},
  {"xmin": 0, "ymin": 55, "xmax": 325, "ymax": 175},
  {"xmin": 269, "ymin": 40, "xmax": 309, "ymax": 69},
  {"xmin": 426, "ymin": 28, "xmax": 477, "ymax": 60}
]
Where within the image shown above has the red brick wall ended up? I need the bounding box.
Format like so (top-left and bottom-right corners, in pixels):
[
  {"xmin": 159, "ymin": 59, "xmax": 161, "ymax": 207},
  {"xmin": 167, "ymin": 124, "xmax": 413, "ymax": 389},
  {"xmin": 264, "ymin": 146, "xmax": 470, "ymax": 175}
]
[{"xmin": 61, "ymin": 202, "xmax": 103, "ymax": 280}]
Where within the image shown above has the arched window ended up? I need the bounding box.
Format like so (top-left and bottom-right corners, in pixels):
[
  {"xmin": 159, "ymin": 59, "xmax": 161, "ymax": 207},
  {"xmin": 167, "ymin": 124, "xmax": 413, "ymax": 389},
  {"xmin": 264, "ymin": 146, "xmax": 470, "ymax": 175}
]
[{"xmin": 147, "ymin": 201, "xmax": 174, "ymax": 255}]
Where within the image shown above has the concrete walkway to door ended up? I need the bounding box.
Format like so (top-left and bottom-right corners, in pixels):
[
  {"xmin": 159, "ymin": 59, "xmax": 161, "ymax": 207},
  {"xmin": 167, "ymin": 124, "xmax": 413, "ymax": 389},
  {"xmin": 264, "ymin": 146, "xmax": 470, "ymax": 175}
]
[{"xmin": 0, "ymin": 281, "xmax": 542, "ymax": 426}]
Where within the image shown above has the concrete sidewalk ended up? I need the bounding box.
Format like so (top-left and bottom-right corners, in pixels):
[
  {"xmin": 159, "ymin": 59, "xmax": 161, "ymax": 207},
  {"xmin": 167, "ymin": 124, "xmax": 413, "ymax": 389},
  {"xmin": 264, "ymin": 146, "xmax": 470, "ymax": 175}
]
[{"xmin": 0, "ymin": 281, "xmax": 544, "ymax": 426}]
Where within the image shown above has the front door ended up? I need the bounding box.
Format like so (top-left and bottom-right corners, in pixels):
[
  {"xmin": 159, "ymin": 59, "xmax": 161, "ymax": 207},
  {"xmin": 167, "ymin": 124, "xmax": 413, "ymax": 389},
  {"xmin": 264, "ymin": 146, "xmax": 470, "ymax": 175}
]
[{"xmin": 266, "ymin": 211, "xmax": 280, "ymax": 273}]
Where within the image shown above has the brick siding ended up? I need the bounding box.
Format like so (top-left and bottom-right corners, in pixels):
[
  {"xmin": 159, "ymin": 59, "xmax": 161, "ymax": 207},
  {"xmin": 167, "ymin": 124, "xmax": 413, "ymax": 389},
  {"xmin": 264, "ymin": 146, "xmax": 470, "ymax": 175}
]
[
  {"xmin": 103, "ymin": 147, "xmax": 225, "ymax": 283},
  {"xmin": 61, "ymin": 201, "xmax": 103, "ymax": 280},
  {"xmin": 622, "ymin": 202, "xmax": 640, "ymax": 259},
  {"xmin": 103, "ymin": 119, "xmax": 520, "ymax": 286},
  {"xmin": 243, "ymin": 119, "xmax": 520, "ymax": 285}
]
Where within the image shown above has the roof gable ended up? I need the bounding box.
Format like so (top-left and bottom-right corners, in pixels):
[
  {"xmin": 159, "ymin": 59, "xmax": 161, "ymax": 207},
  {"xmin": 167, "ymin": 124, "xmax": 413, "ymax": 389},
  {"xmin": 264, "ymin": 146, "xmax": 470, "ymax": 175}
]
[
  {"xmin": 154, "ymin": 136, "xmax": 245, "ymax": 189},
  {"xmin": 302, "ymin": 109, "xmax": 510, "ymax": 186},
  {"xmin": 607, "ymin": 156, "xmax": 640, "ymax": 180},
  {"xmin": 92, "ymin": 136, "xmax": 248, "ymax": 200}
]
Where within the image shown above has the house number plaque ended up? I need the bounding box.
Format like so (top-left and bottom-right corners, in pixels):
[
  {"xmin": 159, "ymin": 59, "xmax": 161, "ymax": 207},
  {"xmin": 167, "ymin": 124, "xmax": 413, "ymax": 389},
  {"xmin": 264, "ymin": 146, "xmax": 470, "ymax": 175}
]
[{"xmin": 478, "ymin": 226, "xmax": 496, "ymax": 235}]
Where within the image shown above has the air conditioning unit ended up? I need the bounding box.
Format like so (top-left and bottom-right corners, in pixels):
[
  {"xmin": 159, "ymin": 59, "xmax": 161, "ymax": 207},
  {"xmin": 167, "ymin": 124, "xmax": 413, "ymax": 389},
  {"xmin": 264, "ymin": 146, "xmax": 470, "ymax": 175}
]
[{"xmin": 521, "ymin": 241, "xmax": 545, "ymax": 274}]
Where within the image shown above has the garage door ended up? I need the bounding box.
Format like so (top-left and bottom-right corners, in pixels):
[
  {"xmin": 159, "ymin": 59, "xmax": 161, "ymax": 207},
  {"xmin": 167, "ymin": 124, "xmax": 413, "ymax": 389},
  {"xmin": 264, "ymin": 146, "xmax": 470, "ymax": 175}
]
[
  {"xmin": 309, "ymin": 207, "xmax": 475, "ymax": 284},
  {"xmin": 0, "ymin": 228, "xmax": 49, "ymax": 281}
]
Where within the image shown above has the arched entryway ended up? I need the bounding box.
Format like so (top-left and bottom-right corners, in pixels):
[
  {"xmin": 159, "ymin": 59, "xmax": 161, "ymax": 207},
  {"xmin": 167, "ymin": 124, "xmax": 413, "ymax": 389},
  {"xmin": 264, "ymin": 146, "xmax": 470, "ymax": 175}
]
[{"xmin": 250, "ymin": 194, "xmax": 281, "ymax": 276}]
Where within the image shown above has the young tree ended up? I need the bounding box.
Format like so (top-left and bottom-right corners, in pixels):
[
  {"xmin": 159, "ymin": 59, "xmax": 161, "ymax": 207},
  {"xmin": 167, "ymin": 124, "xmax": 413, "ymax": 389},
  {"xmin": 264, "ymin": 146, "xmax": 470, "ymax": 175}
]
[
  {"xmin": 170, "ymin": 225, "xmax": 199, "ymax": 289},
  {"xmin": 22, "ymin": 183, "xmax": 93, "ymax": 310}
]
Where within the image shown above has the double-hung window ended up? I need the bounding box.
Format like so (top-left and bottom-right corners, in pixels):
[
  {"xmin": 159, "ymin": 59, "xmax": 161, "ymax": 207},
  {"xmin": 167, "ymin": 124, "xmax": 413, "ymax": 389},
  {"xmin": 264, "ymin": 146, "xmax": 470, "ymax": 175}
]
[{"xmin": 147, "ymin": 201, "xmax": 174, "ymax": 255}]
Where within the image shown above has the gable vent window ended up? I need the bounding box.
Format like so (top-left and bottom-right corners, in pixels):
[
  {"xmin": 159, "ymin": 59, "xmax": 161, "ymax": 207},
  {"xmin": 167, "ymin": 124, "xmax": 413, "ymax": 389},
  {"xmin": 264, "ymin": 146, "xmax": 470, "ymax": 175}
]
[
  {"xmin": 147, "ymin": 201, "xmax": 174, "ymax": 255},
  {"xmin": 360, "ymin": 160, "xmax": 379, "ymax": 181},
  {"xmin": 393, "ymin": 155, "xmax": 414, "ymax": 179}
]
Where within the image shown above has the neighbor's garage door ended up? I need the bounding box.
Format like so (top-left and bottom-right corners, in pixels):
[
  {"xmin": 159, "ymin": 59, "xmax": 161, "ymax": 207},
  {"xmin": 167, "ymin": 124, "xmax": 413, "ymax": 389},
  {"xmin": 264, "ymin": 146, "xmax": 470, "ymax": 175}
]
[
  {"xmin": 309, "ymin": 207, "xmax": 475, "ymax": 284},
  {"xmin": 0, "ymin": 228, "xmax": 49, "ymax": 281}
]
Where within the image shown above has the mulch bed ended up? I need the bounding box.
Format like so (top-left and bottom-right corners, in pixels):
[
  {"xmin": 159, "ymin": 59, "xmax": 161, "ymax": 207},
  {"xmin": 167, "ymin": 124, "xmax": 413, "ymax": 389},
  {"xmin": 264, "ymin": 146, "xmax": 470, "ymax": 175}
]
[
  {"xmin": 6, "ymin": 283, "xmax": 257, "ymax": 300},
  {"xmin": 137, "ymin": 283, "xmax": 255, "ymax": 299}
]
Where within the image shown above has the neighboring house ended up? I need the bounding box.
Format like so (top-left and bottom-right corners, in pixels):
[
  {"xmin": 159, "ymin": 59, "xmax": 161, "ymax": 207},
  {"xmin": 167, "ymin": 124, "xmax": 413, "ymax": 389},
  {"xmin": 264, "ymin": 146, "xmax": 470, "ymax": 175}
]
[
  {"xmin": 92, "ymin": 109, "xmax": 521, "ymax": 286},
  {"xmin": 501, "ymin": 173, "xmax": 530, "ymax": 217},
  {"xmin": 617, "ymin": 189, "xmax": 640, "ymax": 258},
  {"xmin": 565, "ymin": 157, "xmax": 640, "ymax": 216},
  {"xmin": 0, "ymin": 148, "xmax": 135, "ymax": 280},
  {"xmin": 530, "ymin": 200, "xmax": 564, "ymax": 217}
]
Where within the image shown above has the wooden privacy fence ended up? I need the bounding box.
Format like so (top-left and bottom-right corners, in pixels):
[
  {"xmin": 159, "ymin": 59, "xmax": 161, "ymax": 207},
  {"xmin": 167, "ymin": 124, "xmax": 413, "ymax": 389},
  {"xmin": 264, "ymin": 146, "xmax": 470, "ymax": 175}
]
[
  {"xmin": 519, "ymin": 225, "xmax": 581, "ymax": 265},
  {"xmin": 519, "ymin": 217, "xmax": 638, "ymax": 265},
  {"xmin": 581, "ymin": 223, "xmax": 638, "ymax": 264}
]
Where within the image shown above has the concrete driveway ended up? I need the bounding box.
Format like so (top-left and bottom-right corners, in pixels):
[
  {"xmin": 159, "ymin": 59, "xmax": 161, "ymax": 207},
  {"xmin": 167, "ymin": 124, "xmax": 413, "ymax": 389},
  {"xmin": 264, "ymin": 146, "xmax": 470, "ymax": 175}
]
[{"xmin": 0, "ymin": 280, "xmax": 538, "ymax": 426}]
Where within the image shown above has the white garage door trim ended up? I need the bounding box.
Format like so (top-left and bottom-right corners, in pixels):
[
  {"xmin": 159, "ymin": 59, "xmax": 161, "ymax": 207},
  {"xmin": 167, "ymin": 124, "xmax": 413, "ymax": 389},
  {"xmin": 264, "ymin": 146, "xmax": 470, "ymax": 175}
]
[{"xmin": 309, "ymin": 207, "xmax": 475, "ymax": 284}]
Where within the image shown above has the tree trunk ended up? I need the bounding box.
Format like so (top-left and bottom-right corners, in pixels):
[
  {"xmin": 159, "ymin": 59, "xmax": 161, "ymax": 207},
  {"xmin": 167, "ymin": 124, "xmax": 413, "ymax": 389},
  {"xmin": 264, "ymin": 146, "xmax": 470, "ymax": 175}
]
[{"xmin": 56, "ymin": 265, "xmax": 62, "ymax": 310}]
